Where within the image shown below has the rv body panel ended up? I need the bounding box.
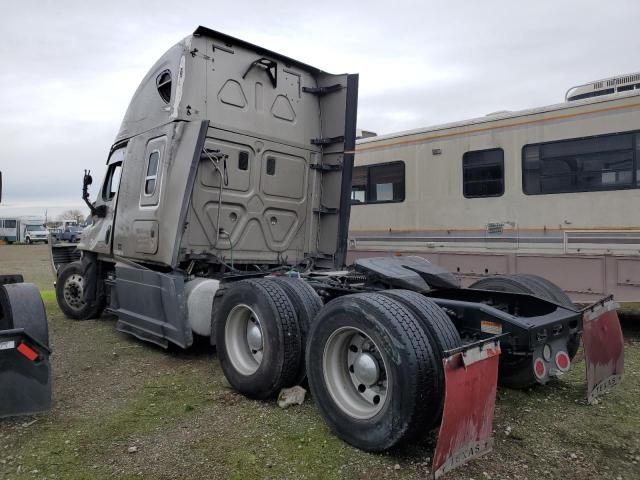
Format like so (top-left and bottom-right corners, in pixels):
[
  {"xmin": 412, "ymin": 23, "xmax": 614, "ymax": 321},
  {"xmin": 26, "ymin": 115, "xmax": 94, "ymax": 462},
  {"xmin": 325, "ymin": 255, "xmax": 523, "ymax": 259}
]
[{"xmin": 350, "ymin": 89, "xmax": 640, "ymax": 301}]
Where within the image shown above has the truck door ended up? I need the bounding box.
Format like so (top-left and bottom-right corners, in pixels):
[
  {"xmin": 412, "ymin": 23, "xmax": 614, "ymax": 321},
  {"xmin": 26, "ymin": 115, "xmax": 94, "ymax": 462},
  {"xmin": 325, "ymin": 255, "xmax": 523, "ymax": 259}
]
[{"xmin": 83, "ymin": 147, "xmax": 125, "ymax": 255}]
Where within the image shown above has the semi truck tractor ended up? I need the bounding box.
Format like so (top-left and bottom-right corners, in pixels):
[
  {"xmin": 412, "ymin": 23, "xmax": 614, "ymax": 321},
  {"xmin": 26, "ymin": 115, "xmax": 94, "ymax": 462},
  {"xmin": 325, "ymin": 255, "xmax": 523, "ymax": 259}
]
[
  {"xmin": 50, "ymin": 27, "xmax": 624, "ymax": 476},
  {"xmin": 0, "ymin": 172, "xmax": 52, "ymax": 417}
]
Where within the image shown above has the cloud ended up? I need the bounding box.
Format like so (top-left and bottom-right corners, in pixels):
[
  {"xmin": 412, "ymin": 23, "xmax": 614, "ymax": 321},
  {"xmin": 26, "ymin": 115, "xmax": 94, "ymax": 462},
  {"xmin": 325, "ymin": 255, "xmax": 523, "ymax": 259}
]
[{"xmin": 1, "ymin": 0, "xmax": 640, "ymax": 215}]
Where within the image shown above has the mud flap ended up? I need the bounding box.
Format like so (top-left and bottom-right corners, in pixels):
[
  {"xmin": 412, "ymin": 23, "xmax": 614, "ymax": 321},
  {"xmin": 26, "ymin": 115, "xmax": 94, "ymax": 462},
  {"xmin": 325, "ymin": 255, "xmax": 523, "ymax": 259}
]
[
  {"xmin": 432, "ymin": 340, "xmax": 501, "ymax": 479},
  {"xmin": 0, "ymin": 329, "xmax": 52, "ymax": 417},
  {"xmin": 582, "ymin": 296, "xmax": 624, "ymax": 404}
]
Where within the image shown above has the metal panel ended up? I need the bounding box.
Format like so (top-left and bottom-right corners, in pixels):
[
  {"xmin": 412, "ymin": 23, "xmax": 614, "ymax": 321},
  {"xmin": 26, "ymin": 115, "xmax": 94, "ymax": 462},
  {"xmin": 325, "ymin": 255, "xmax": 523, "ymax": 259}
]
[
  {"xmin": 515, "ymin": 255, "xmax": 605, "ymax": 294},
  {"xmin": 113, "ymin": 265, "xmax": 191, "ymax": 349},
  {"xmin": 616, "ymin": 257, "xmax": 640, "ymax": 286}
]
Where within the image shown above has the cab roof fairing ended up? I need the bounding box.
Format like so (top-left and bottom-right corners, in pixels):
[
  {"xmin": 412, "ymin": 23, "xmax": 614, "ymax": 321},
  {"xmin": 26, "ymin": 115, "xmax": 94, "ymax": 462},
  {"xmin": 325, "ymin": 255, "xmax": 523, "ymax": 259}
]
[{"xmin": 114, "ymin": 38, "xmax": 194, "ymax": 143}]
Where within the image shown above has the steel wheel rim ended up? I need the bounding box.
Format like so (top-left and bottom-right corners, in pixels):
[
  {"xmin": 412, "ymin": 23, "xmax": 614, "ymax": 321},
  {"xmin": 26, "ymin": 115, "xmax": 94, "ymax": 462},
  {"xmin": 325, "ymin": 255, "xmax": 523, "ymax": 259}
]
[
  {"xmin": 225, "ymin": 304, "xmax": 264, "ymax": 376},
  {"xmin": 323, "ymin": 326, "xmax": 389, "ymax": 420},
  {"xmin": 63, "ymin": 273, "xmax": 86, "ymax": 311}
]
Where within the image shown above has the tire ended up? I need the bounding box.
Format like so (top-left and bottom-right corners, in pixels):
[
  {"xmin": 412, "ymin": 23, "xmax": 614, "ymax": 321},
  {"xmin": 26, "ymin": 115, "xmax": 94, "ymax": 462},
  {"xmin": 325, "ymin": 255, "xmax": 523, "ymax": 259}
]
[
  {"xmin": 469, "ymin": 274, "xmax": 579, "ymax": 388},
  {"xmin": 514, "ymin": 274, "xmax": 573, "ymax": 307},
  {"xmin": 268, "ymin": 277, "xmax": 323, "ymax": 384},
  {"xmin": 214, "ymin": 279, "xmax": 302, "ymax": 399},
  {"xmin": 306, "ymin": 293, "xmax": 442, "ymax": 451},
  {"xmin": 55, "ymin": 261, "xmax": 103, "ymax": 320},
  {"xmin": 513, "ymin": 274, "xmax": 580, "ymax": 359},
  {"xmin": 26, "ymin": 237, "xmax": 32, "ymax": 245},
  {"xmin": 380, "ymin": 289, "xmax": 461, "ymax": 418},
  {"xmin": 0, "ymin": 283, "xmax": 48, "ymax": 347}
]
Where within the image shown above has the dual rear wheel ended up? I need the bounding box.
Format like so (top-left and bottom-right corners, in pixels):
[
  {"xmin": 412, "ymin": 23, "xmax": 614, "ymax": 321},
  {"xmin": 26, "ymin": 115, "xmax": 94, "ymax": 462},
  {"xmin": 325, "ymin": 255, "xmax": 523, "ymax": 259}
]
[{"xmin": 215, "ymin": 279, "xmax": 460, "ymax": 451}]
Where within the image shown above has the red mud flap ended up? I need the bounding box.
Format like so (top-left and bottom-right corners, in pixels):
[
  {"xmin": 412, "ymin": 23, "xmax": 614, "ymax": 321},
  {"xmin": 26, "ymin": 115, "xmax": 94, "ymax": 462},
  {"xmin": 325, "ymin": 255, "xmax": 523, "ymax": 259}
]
[
  {"xmin": 432, "ymin": 340, "xmax": 501, "ymax": 479},
  {"xmin": 582, "ymin": 296, "xmax": 624, "ymax": 404}
]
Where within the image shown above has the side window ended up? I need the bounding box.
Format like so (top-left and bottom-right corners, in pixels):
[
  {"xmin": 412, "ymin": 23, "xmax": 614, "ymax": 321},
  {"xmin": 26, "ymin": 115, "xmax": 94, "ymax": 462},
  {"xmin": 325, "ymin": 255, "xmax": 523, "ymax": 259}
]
[
  {"xmin": 140, "ymin": 137, "xmax": 166, "ymax": 207},
  {"xmin": 102, "ymin": 162, "xmax": 123, "ymax": 201},
  {"xmin": 4, "ymin": 219, "xmax": 16, "ymax": 228},
  {"xmin": 463, "ymin": 148, "xmax": 505, "ymax": 198},
  {"xmin": 156, "ymin": 70, "xmax": 172, "ymax": 104},
  {"xmin": 523, "ymin": 132, "xmax": 637, "ymax": 195},
  {"xmin": 144, "ymin": 151, "xmax": 160, "ymax": 196},
  {"xmin": 350, "ymin": 161, "xmax": 405, "ymax": 204}
]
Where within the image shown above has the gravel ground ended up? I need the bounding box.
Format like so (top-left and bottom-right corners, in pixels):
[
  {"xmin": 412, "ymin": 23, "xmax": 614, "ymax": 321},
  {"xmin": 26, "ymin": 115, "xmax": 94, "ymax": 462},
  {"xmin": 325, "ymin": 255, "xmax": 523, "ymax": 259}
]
[{"xmin": 1, "ymin": 244, "xmax": 639, "ymax": 479}]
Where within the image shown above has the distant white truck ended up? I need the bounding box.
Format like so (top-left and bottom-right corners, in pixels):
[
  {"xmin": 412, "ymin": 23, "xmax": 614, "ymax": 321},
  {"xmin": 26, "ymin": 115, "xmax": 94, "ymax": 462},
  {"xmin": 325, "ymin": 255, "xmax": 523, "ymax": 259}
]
[{"xmin": 20, "ymin": 219, "xmax": 49, "ymax": 244}]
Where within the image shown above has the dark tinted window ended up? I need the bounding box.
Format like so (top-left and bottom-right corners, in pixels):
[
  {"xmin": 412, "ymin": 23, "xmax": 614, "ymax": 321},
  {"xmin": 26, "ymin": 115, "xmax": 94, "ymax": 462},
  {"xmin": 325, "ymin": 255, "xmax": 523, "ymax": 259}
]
[
  {"xmin": 266, "ymin": 157, "xmax": 276, "ymax": 175},
  {"xmin": 156, "ymin": 70, "xmax": 172, "ymax": 103},
  {"xmin": 463, "ymin": 148, "xmax": 504, "ymax": 198},
  {"xmin": 351, "ymin": 161, "xmax": 405, "ymax": 204},
  {"xmin": 144, "ymin": 151, "xmax": 160, "ymax": 196},
  {"xmin": 239, "ymin": 151, "xmax": 249, "ymax": 171},
  {"xmin": 4, "ymin": 219, "xmax": 16, "ymax": 228},
  {"xmin": 523, "ymin": 132, "xmax": 638, "ymax": 195}
]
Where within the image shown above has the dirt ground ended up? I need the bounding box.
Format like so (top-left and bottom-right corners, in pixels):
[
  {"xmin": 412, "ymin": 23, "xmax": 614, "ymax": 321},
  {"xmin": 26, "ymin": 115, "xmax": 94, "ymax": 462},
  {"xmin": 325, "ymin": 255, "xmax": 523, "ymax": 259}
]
[{"xmin": 1, "ymin": 244, "xmax": 639, "ymax": 480}]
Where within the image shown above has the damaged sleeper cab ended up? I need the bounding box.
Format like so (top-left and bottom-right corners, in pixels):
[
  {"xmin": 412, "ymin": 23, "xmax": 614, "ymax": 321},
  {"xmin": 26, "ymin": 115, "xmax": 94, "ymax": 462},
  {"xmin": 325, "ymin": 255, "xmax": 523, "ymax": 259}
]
[{"xmin": 50, "ymin": 27, "xmax": 624, "ymax": 478}]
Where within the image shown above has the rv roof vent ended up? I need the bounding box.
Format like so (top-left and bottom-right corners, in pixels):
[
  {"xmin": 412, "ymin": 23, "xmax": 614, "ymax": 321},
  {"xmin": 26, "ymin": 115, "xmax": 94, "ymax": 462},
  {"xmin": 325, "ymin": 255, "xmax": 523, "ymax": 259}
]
[{"xmin": 566, "ymin": 72, "xmax": 640, "ymax": 102}]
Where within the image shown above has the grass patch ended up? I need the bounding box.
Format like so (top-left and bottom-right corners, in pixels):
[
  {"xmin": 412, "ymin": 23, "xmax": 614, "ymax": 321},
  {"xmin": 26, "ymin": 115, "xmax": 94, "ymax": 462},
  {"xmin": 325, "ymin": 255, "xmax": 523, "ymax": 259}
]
[{"xmin": 40, "ymin": 289, "xmax": 55, "ymax": 302}]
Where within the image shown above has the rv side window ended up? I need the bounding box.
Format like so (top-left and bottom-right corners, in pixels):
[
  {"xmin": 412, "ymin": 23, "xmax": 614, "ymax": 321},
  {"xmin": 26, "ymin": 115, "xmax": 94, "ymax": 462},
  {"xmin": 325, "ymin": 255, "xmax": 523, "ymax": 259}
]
[
  {"xmin": 351, "ymin": 161, "xmax": 405, "ymax": 204},
  {"xmin": 4, "ymin": 219, "xmax": 16, "ymax": 228},
  {"xmin": 463, "ymin": 148, "xmax": 504, "ymax": 198},
  {"xmin": 144, "ymin": 151, "xmax": 160, "ymax": 196},
  {"xmin": 523, "ymin": 131, "xmax": 637, "ymax": 195},
  {"xmin": 102, "ymin": 162, "xmax": 123, "ymax": 201}
]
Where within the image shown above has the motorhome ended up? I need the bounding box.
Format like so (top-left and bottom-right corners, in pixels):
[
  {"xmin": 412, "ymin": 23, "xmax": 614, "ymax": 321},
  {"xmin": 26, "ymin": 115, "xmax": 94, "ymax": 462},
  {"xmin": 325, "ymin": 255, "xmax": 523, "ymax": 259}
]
[
  {"xmin": 349, "ymin": 73, "xmax": 640, "ymax": 303},
  {"xmin": 0, "ymin": 218, "xmax": 18, "ymax": 243}
]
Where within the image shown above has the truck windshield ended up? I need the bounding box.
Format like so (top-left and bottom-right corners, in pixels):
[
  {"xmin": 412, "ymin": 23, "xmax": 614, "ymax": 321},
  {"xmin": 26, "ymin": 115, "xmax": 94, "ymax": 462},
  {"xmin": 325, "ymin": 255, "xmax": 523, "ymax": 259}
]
[{"xmin": 26, "ymin": 225, "xmax": 46, "ymax": 231}]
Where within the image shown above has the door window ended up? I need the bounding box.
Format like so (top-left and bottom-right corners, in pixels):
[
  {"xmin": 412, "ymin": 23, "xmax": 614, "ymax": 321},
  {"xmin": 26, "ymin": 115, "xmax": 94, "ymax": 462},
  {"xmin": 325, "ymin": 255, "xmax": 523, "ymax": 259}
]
[{"xmin": 102, "ymin": 162, "xmax": 123, "ymax": 201}]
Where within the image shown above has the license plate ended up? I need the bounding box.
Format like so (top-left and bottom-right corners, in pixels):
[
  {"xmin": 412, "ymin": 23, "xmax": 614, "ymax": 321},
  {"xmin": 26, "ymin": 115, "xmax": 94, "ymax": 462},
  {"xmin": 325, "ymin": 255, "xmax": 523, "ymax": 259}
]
[{"xmin": 0, "ymin": 340, "xmax": 16, "ymax": 350}]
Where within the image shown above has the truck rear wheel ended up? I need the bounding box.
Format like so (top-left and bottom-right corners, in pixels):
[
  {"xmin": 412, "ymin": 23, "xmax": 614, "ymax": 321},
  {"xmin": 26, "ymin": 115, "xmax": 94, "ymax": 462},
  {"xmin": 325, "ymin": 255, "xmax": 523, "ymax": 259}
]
[
  {"xmin": 469, "ymin": 274, "xmax": 579, "ymax": 388},
  {"xmin": 214, "ymin": 279, "xmax": 302, "ymax": 399},
  {"xmin": 268, "ymin": 277, "xmax": 322, "ymax": 384},
  {"xmin": 380, "ymin": 289, "xmax": 462, "ymax": 418},
  {"xmin": 306, "ymin": 293, "xmax": 442, "ymax": 451},
  {"xmin": 55, "ymin": 262, "xmax": 103, "ymax": 320}
]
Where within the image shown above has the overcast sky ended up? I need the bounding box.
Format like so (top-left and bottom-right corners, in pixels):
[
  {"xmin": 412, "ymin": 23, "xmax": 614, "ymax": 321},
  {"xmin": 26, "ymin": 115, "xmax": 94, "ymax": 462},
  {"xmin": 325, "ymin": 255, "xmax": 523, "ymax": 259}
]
[{"xmin": 1, "ymin": 0, "xmax": 639, "ymax": 219}]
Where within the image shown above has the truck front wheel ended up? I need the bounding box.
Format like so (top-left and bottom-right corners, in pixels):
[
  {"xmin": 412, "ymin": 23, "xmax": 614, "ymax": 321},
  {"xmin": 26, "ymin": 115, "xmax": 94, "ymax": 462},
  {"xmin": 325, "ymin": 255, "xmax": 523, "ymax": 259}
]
[{"xmin": 55, "ymin": 262, "xmax": 103, "ymax": 320}]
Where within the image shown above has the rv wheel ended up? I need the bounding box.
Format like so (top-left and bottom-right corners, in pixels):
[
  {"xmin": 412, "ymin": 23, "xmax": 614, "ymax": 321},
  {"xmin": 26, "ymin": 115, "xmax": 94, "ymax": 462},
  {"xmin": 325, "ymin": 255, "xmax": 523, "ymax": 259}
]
[
  {"xmin": 469, "ymin": 274, "xmax": 580, "ymax": 388},
  {"xmin": 214, "ymin": 279, "xmax": 303, "ymax": 399},
  {"xmin": 306, "ymin": 293, "xmax": 442, "ymax": 451},
  {"xmin": 55, "ymin": 262, "xmax": 103, "ymax": 320}
]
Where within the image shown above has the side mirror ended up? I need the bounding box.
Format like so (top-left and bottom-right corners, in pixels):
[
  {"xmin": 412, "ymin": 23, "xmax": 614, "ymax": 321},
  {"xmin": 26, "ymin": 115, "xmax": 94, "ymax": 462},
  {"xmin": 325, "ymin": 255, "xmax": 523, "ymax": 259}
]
[
  {"xmin": 83, "ymin": 171, "xmax": 93, "ymax": 188},
  {"xmin": 82, "ymin": 169, "xmax": 104, "ymax": 218}
]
